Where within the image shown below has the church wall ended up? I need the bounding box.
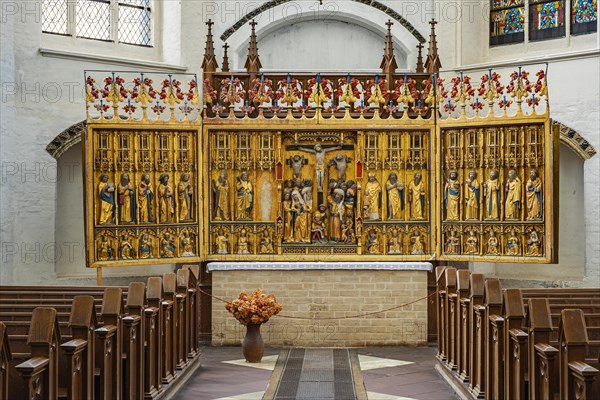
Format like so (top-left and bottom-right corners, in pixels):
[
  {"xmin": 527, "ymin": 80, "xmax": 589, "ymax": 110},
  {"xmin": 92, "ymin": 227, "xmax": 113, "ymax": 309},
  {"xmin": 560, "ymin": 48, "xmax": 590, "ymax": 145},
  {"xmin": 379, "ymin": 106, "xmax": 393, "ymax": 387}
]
[
  {"xmin": 211, "ymin": 269, "xmax": 429, "ymax": 346},
  {"xmin": 1, "ymin": 5, "xmax": 18, "ymax": 285}
]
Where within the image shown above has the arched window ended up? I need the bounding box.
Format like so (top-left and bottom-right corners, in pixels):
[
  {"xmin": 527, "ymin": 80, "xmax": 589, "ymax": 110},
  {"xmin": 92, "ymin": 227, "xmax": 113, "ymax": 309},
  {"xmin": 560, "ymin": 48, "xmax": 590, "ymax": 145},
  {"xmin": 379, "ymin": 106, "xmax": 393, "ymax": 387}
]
[{"xmin": 42, "ymin": 0, "xmax": 152, "ymax": 46}]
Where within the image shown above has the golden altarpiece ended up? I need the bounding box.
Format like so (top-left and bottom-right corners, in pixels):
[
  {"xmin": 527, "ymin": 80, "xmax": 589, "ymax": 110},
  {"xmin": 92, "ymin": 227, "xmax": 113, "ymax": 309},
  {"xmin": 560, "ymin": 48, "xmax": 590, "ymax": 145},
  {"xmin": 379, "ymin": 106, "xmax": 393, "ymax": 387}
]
[{"xmin": 82, "ymin": 20, "xmax": 557, "ymax": 274}]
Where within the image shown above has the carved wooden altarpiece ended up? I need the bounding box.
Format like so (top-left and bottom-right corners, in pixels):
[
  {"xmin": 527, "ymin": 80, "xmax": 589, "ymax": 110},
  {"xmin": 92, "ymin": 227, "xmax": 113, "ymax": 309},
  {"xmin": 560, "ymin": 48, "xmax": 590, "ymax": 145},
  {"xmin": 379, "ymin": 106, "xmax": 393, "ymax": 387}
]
[{"xmin": 82, "ymin": 20, "xmax": 557, "ymax": 273}]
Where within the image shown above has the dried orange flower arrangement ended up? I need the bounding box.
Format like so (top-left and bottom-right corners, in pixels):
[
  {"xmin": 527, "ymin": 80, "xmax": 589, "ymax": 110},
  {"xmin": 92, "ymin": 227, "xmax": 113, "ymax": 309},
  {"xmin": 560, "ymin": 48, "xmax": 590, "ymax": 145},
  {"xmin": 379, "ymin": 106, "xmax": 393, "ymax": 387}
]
[{"xmin": 225, "ymin": 288, "xmax": 282, "ymax": 326}]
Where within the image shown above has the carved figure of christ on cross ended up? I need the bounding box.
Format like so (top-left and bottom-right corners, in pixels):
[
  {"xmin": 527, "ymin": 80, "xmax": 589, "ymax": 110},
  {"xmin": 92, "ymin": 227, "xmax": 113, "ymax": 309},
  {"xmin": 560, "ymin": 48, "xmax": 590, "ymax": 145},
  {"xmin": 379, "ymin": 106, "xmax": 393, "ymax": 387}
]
[{"xmin": 297, "ymin": 144, "xmax": 342, "ymax": 192}]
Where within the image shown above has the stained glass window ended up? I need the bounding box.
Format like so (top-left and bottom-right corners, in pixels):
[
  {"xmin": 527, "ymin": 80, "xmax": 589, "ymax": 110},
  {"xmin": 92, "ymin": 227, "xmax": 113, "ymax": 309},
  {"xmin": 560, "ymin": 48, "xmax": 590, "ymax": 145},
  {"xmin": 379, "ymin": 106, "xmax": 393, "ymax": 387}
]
[
  {"xmin": 571, "ymin": 0, "xmax": 598, "ymax": 35},
  {"xmin": 490, "ymin": 0, "xmax": 525, "ymax": 46},
  {"xmin": 529, "ymin": 1, "xmax": 566, "ymax": 41}
]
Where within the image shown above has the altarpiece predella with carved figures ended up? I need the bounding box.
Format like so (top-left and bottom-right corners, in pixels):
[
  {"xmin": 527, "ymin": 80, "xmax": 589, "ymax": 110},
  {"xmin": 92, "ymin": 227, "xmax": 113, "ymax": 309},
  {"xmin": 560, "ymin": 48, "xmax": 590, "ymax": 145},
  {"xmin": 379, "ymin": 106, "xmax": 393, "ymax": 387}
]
[{"xmin": 82, "ymin": 19, "xmax": 558, "ymax": 270}]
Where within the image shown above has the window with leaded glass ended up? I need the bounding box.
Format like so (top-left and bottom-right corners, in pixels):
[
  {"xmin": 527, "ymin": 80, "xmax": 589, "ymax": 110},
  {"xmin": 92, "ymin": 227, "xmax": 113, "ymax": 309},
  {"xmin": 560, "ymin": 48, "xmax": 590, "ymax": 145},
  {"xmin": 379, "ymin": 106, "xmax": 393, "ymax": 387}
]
[
  {"xmin": 571, "ymin": 0, "xmax": 598, "ymax": 35},
  {"xmin": 119, "ymin": 0, "xmax": 152, "ymax": 46},
  {"xmin": 42, "ymin": 0, "xmax": 69, "ymax": 35},
  {"xmin": 490, "ymin": 0, "xmax": 525, "ymax": 46},
  {"xmin": 77, "ymin": 0, "xmax": 111, "ymax": 41},
  {"xmin": 42, "ymin": 0, "xmax": 153, "ymax": 46},
  {"xmin": 529, "ymin": 1, "xmax": 566, "ymax": 40}
]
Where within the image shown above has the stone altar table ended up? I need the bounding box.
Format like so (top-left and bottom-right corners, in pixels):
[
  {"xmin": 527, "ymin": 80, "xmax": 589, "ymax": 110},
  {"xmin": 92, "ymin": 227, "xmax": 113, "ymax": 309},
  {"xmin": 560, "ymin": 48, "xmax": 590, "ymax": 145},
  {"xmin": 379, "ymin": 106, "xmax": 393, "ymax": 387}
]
[{"xmin": 208, "ymin": 262, "xmax": 433, "ymax": 347}]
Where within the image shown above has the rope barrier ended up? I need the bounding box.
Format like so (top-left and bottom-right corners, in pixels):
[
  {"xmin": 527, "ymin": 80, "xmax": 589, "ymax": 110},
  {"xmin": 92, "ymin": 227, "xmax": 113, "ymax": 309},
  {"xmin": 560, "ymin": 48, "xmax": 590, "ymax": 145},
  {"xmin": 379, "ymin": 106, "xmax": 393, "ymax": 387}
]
[{"xmin": 199, "ymin": 287, "xmax": 438, "ymax": 321}]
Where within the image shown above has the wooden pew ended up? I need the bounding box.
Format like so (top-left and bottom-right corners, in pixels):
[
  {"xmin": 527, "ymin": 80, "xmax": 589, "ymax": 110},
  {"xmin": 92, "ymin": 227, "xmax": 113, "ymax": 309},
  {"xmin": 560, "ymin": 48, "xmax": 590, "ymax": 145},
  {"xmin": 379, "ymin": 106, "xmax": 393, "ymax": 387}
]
[
  {"xmin": 0, "ymin": 322, "xmax": 11, "ymax": 400},
  {"xmin": 7, "ymin": 308, "xmax": 61, "ymax": 400},
  {"xmin": 456, "ymin": 270, "xmax": 470, "ymax": 382},
  {"xmin": 123, "ymin": 282, "xmax": 145, "ymax": 400},
  {"xmin": 146, "ymin": 277, "xmax": 163, "ymax": 399},
  {"xmin": 435, "ymin": 268, "xmax": 600, "ymax": 400},
  {"xmin": 163, "ymin": 273, "xmax": 178, "ymax": 383},
  {"xmin": 560, "ymin": 309, "xmax": 599, "ymax": 400},
  {"xmin": 183, "ymin": 265, "xmax": 200, "ymax": 359},
  {"xmin": 2, "ymin": 298, "xmax": 97, "ymax": 400},
  {"xmin": 467, "ymin": 273, "xmax": 484, "ymax": 396},
  {"xmin": 62, "ymin": 296, "xmax": 97, "ymax": 400},
  {"xmin": 175, "ymin": 269, "xmax": 190, "ymax": 370},
  {"xmin": 1, "ymin": 273, "xmax": 201, "ymax": 400},
  {"xmin": 483, "ymin": 279, "xmax": 502, "ymax": 400},
  {"xmin": 528, "ymin": 301, "xmax": 600, "ymax": 400},
  {"xmin": 445, "ymin": 267, "xmax": 458, "ymax": 370},
  {"xmin": 97, "ymin": 287, "xmax": 123, "ymax": 400},
  {"xmin": 435, "ymin": 266, "xmax": 448, "ymax": 362}
]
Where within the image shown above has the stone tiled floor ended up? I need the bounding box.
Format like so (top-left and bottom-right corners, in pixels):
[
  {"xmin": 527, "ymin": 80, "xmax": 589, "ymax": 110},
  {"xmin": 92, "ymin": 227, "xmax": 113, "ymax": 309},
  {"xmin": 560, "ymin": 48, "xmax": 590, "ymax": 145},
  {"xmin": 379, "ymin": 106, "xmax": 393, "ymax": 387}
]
[{"xmin": 174, "ymin": 346, "xmax": 457, "ymax": 400}]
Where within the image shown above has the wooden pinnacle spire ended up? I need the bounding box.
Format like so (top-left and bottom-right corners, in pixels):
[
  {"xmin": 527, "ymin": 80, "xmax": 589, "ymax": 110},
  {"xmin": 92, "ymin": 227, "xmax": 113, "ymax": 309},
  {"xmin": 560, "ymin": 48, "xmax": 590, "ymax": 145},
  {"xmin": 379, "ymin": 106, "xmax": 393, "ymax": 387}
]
[
  {"xmin": 416, "ymin": 43, "xmax": 425, "ymax": 73},
  {"xmin": 222, "ymin": 43, "xmax": 230, "ymax": 72},
  {"xmin": 425, "ymin": 19, "xmax": 441, "ymax": 74},
  {"xmin": 380, "ymin": 20, "xmax": 398, "ymax": 74},
  {"xmin": 202, "ymin": 19, "xmax": 219, "ymax": 73},
  {"xmin": 245, "ymin": 20, "xmax": 262, "ymax": 79}
]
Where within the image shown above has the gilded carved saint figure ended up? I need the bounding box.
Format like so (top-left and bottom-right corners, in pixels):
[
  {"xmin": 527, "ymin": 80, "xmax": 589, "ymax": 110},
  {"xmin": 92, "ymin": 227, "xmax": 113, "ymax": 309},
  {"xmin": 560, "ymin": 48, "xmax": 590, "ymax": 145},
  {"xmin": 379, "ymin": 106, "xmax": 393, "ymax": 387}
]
[
  {"xmin": 341, "ymin": 218, "xmax": 355, "ymax": 244},
  {"xmin": 365, "ymin": 229, "xmax": 380, "ymax": 254},
  {"xmin": 291, "ymin": 189, "xmax": 311, "ymax": 243},
  {"xmin": 119, "ymin": 234, "xmax": 134, "ymax": 259},
  {"xmin": 118, "ymin": 173, "xmax": 136, "ymax": 223},
  {"xmin": 445, "ymin": 230, "xmax": 460, "ymax": 254},
  {"xmin": 137, "ymin": 174, "xmax": 154, "ymax": 223},
  {"xmin": 236, "ymin": 171, "xmax": 253, "ymax": 220},
  {"xmin": 485, "ymin": 231, "xmax": 500, "ymax": 256},
  {"xmin": 444, "ymin": 171, "xmax": 460, "ymax": 221},
  {"xmin": 464, "ymin": 230, "xmax": 479, "ymax": 255},
  {"xmin": 505, "ymin": 169, "xmax": 522, "ymax": 220},
  {"xmin": 178, "ymin": 173, "xmax": 193, "ymax": 221},
  {"xmin": 158, "ymin": 174, "xmax": 175, "ymax": 223},
  {"xmin": 386, "ymin": 172, "xmax": 404, "ymax": 220},
  {"xmin": 465, "ymin": 171, "xmax": 480, "ymax": 220},
  {"xmin": 282, "ymin": 192, "xmax": 293, "ymax": 242},
  {"xmin": 311, "ymin": 204, "xmax": 328, "ymax": 243},
  {"xmin": 506, "ymin": 230, "xmax": 521, "ymax": 256},
  {"xmin": 213, "ymin": 171, "xmax": 230, "ymax": 221},
  {"xmin": 408, "ymin": 173, "xmax": 425, "ymax": 220},
  {"xmin": 364, "ymin": 172, "xmax": 382, "ymax": 220},
  {"xmin": 237, "ymin": 229, "xmax": 250, "ymax": 254},
  {"xmin": 98, "ymin": 174, "xmax": 115, "ymax": 225},
  {"xmin": 260, "ymin": 230, "xmax": 274, "ymax": 254},
  {"xmin": 161, "ymin": 233, "xmax": 175, "ymax": 258},
  {"xmin": 525, "ymin": 231, "xmax": 541, "ymax": 256},
  {"xmin": 410, "ymin": 229, "xmax": 425, "ymax": 255},
  {"xmin": 388, "ymin": 230, "xmax": 402, "ymax": 254},
  {"xmin": 483, "ymin": 170, "xmax": 501, "ymax": 220},
  {"xmin": 328, "ymin": 188, "xmax": 345, "ymax": 242},
  {"xmin": 215, "ymin": 229, "xmax": 228, "ymax": 254},
  {"xmin": 97, "ymin": 234, "xmax": 113, "ymax": 261},
  {"xmin": 181, "ymin": 232, "xmax": 195, "ymax": 256},
  {"xmin": 526, "ymin": 169, "xmax": 543, "ymax": 220},
  {"xmin": 302, "ymin": 179, "xmax": 314, "ymax": 209},
  {"xmin": 139, "ymin": 233, "xmax": 152, "ymax": 259}
]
